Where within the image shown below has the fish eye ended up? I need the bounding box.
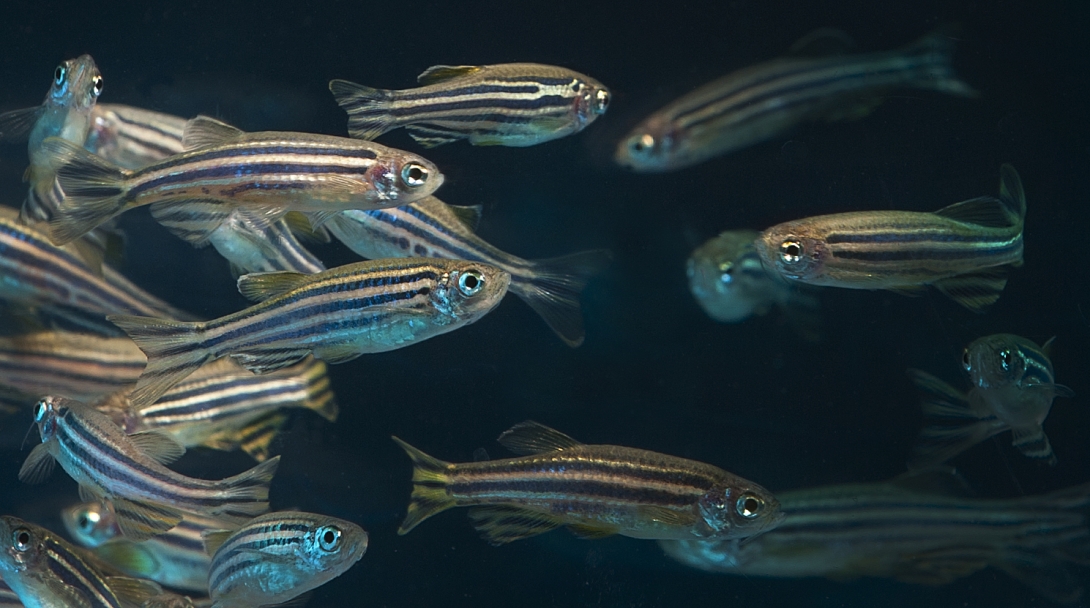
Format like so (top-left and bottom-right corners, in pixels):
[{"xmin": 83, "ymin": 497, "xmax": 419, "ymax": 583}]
[
  {"xmin": 779, "ymin": 240, "xmax": 803, "ymax": 264},
  {"xmin": 77, "ymin": 510, "xmax": 99, "ymax": 532},
  {"xmin": 570, "ymin": 79, "xmax": 583, "ymax": 92},
  {"xmin": 12, "ymin": 528, "xmax": 31, "ymax": 552},
  {"xmin": 631, "ymin": 134, "xmax": 655, "ymax": 154},
  {"xmin": 736, "ymin": 493, "xmax": 764, "ymax": 518},
  {"xmin": 92, "ymin": 75, "xmax": 104, "ymax": 96},
  {"xmin": 317, "ymin": 526, "xmax": 341, "ymax": 552},
  {"xmin": 718, "ymin": 261, "xmax": 734, "ymax": 284},
  {"xmin": 54, "ymin": 65, "xmax": 66, "ymax": 86},
  {"xmin": 34, "ymin": 400, "xmax": 48, "ymax": 422},
  {"xmin": 1000, "ymin": 349, "xmax": 1014, "ymax": 371},
  {"xmin": 400, "ymin": 163, "xmax": 429, "ymax": 188},
  {"xmin": 594, "ymin": 89, "xmax": 610, "ymax": 113},
  {"xmin": 457, "ymin": 270, "xmax": 484, "ymax": 296},
  {"xmin": 961, "ymin": 349, "xmax": 971, "ymax": 371}
]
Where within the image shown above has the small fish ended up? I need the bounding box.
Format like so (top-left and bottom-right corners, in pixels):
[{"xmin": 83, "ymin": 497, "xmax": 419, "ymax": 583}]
[
  {"xmin": 42, "ymin": 115, "xmax": 444, "ymax": 245},
  {"xmin": 755, "ymin": 165, "xmax": 1025, "ymax": 312},
  {"xmin": 0, "ymin": 515, "xmax": 163, "ymax": 608},
  {"xmin": 615, "ymin": 28, "xmax": 975, "ymax": 171},
  {"xmin": 659, "ymin": 469, "xmax": 1090, "ymax": 605},
  {"xmin": 63, "ymin": 501, "xmax": 229, "ymax": 593},
  {"xmin": 95, "ymin": 356, "xmax": 338, "ymax": 462},
  {"xmin": 329, "ymin": 62, "xmax": 610, "ymax": 147},
  {"xmin": 326, "ymin": 196, "xmax": 611, "ymax": 346},
  {"xmin": 687, "ymin": 229, "xmax": 820, "ymax": 339},
  {"xmin": 19, "ymin": 396, "xmax": 280, "ymax": 540},
  {"xmin": 0, "ymin": 331, "xmax": 145, "ymax": 403},
  {"xmin": 109, "ymin": 258, "xmax": 509, "ymax": 408},
  {"xmin": 908, "ymin": 334, "xmax": 1074, "ymax": 468},
  {"xmin": 203, "ymin": 511, "xmax": 368, "ymax": 608},
  {"xmin": 392, "ymin": 420, "xmax": 782, "ymax": 545}
]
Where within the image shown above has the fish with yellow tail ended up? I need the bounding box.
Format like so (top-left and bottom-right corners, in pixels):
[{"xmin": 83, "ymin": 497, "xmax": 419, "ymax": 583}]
[
  {"xmin": 756, "ymin": 165, "xmax": 1025, "ymax": 312},
  {"xmin": 393, "ymin": 420, "xmax": 782, "ymax": 545}
]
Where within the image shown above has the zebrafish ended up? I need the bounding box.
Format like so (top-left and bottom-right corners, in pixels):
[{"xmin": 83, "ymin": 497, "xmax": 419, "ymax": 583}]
[
  {"xmin": 19, "ymin": 396, "xmax": 280, "ymax": 540},
  {"xmin": 326, "ymin": 196, "xmax": 611, "ymax": 346},
  {"xmin": 95, "ymin": 356, "xmax": 338, "ymax": 462},
  {"xmin": 687, "ymin": 229, "xmax": 820, "ymax": 339},
  {"xmin": 203, "ymin": 511, "xmax": 368, "ymax": 608},
  {"xmin": 109, "ymin": 258, "xmax": 509, "ymax": 408},
  {"xmin": 330, "ymin": 63, "xmax": 610, "ymax": 147},
  {"xmin": 63, "ymin": 501, "xmax": 229, "ymax": 593},
  {"xmin": 42, "ymin": 115, "xmax": 443, "ymax": 245},
  {"xmin": 0, "ymin": 331, "xmax": 144, "ymax": 403},
  {"xmin": 0, "ymin": 515, "xmax": 163, "ymax": 608},
  {"xmin": 85, "ymin": 106, "xmax": 326, "ymax": 275},
  {"xmin": 659, "ymin": 469, "xmax": 1090, "ymax": 605},
  {"xmin": 908, "ymin": 334, "xmax": 1074, "ymax": 468},
  {"xmin": 392, "ymin": 420, "xmax": 782, "ymax": 545},
  {"xmin": 616, "ymin": 28, "xmax": 976, "ymax": 171},
  {"xmin": 755, "ymin": 165, "xmax": 1025, "ymax": 312}
]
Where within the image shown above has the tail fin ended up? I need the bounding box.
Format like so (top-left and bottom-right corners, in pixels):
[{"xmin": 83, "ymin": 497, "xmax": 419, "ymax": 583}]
[
  {"xmin": 328, "ymin": 79, "xmax": 398, "ymax": 141},
  {"xmin": 512, "ymin": 249, "xmax": 613, "ymax": 347},
  {"xmin": 997, "ymin": 164, "xmax": 1027, "ymax": 227},
  {"xmin": 211, "ymin": 455, "xmax": 280, "ymax": 523},
  {"xmin": 107, "ymin": 315, "xmax": 211, "ymax": 409},
  {"xmin": 1011, "ymin": 425, "xmax": 1057, "ymax": 465},
  {"xmin": 298, "ymin": 358, "xmax": 339, "ymax": 422},
  {"xmin": 39, "ymin": 137, "xmax": 132, "ymax": 245},
  {"xmin": 390, "ymin": 436, "xmax": 455, "ymax": 535},
  {"xmin": 901, "ymin": 27, "xmax": 978, "ymax": 98},
  {"xmin": 906, "ymin": 369, "xmax": 1006, "ymax": 469}
]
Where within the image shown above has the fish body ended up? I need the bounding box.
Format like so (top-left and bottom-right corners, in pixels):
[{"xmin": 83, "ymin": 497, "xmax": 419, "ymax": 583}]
[
  {"xmin": 0, "ymin": 332, "xmax": 145, "ymax": 403},
  {"xmin": 0, "ymin": 515, "xmax": 161, "ymax": 608},
  {"xmin": 86, "ymin": 104, "xmax": 187, "ymax": 171},
  {"xmin": 109, "ymin": 258, "xmax": 508, "ymax": 408},
  {"xmin": 393, "ymin": 420, "xmax": 782, "ymax": 544},
  {"xmin": 756, "ymin": 165, "xmax": 1025, "ymax": 312},
  {"xmin": 327, "ymin": 196, "xmax": 611, "ymax": 346},
  {"xmin": 19, "ymin": 396, "xmax": 280, "ymax": 540},
  {"xmin": 204, "ymin": 511, "xmax": 368, "ymax": 608},
  {"xmin": 909, "ymin": 334, "xmax": 1074, "ymax": 467},
  {"xmin": 615, "ymin": 29, "xmax": 975, "ymax": 171},
  {"xmin": 659, "ymin": 471, "xmax": 1090, "ymax": 605},
  {"xmin": 43, "ymin": 115, "xmax": 443, "ymax": 245},
  {"xmin": 330, "ymin": 62, "xmax": 610, "ymax": 147}
]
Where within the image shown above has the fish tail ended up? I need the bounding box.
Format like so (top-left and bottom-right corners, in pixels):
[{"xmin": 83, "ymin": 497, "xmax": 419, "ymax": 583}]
[
  {"xmin": 901, "ymin": 26, "xmax": 978, "ymax": 98},
  {"xmin": 300, "ymin": 359, "xmax": 339, "ymax": 422},
  {"xmin": 513, "ymin": 249, "xmax": 613, "ymax": 347},
  {"xmin": 391, "ymin": 436, "xmax": 455, "ymax": 535},
  {"xmin": 906, "ymin": 369, "xmax": 1005, "ymax": 469},
  {"xmin": 997, "ymin": 164, "xmax": 1027, "ymax": 227},
  {"xmin": 328, "ymin": 79, "xmax": 398, "ymax": 140},
  {"xmin": 107, "ymin": 314, "xmax": 212, "ymax": 408},
  {"xmin": 1011, "ymin": 425, "xmax": 1057, "ymax": 464},
  {"xmin": 39, "ymin": 137, "xmax": 132, "ymax": 245},
  {"xmin": 211, "ymin": 455, "xmax": 281, "ymax": 522}
]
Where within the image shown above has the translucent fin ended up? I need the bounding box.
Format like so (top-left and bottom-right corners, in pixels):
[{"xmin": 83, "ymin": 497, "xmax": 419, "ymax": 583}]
[
  {"xmin": 514, "ymin": 249, "xmax": 612, "ymax": 347},
  {"xmin": 236, "ymin": 412, "xmax": 289, "ymax": 462},
  {"xmin": 635, "ymin": 505, "xmax": 698, "ymax": 528},
  {"xmin": 299, "ymin": 359, "xmax": 338, "ymax": 422},
  {"xmin": 106, "ymin": 577, "xmax": 166, "ymax": 608},
  {"xmin": 786, "ymin": 28, "xmax": 854, "ymax": 57},
  {"xmin": 1011, "ymin": 425, "xmax": 1057, "ymax": 464},
  {"xmin": 230, "ymin": 349, "xmax": 313, "ymax": 375},
  {"xmin": 127, "ymin": 431, "xmax": 186, "ymax": 466},
  {"xmin": 283, "ymin": 212, "xmax": 332, "ymax": 243},
  {"xmin": 149, "ymin": 199, "xmax": 230, "ymax": 247},
  {"xmin": 390, "ymin": 436, "xmax": 455, "ymax": 535},
  {"xmin": 932, "ymin": 267, "xmax": 1010, "ymax": 313},
  {"xmin": 313, "ymin": 342, "xmax": 364, "ymax": 365},
  {"xmin": 303, "ymin": 209, "xmax": 342, "ymax": 231},
  {"xmin": 209, "ymin": 455, "xmax": 280, "ymax": 524},
  {"xmin": 567, "ymin": 523, "xmax": 619, "ymax": 540},
  {"xmin": 96, "ymin": 542, "xmax": 161, "ymax": 578},
  {"xmin": 893, "ymin": 547, "xmax": 990, "ymax": 585},
  {"xmin": 997, "ymin": 164, "xmax": 1027, "ymax": 225},
  {"xmin": 404, "ymin": 124, "xmax": 460, "ymax": 148},
  {"xmin": 328, "ymin": 79, "xmax": 396, "ymax": 141},
  {"xmin": 0, "ymin": 105, "xmax": 44, "ymax": 141},
  {"xmin": 201, "ymin": 529, "xmax": 234, "ymax": 557},
  {"xmin": 496, "ymin": 420, "xmax": 582, "ymax": 455},
  {"xmin": 931, "ymin": 196, "xmax": 1014, "ymax": 228},
  {"xmin": 41, "ymin": 137, "xmax": 132, "ymax": 245},
  {"xmin": 467, "ymin": 505, "xmax": 562, "ymax": 545},
  {"xmin": 416, "ymin": 65, "xmax": 482, "ymax": 85},
  {"xmin": 18, "ymin": 443, "xmax": 57, "ymax": 484},
  {"xmin": 107, "ymin": 314, "xmax": 211, "ymax": 409},
  {"xmin": 996, "ymin": 552, "xmax": 1084, "ymax": 605},
  {"xmin": 886, "ymin": 284, "xmax": 929, "ymax": 297},
  {"xmin": 448, "ymin": 204, "xmax": 483, "ymax": 231},
  {"xmin": 906, "ymin": 369, "xmax": 1006, "ymax": 469},
  {"xmin": 236, "ymin": 270, "xmax": 311, "ymax": 302},
  {"xmin": 109, "ymin": 497, "xmax": 184, "ymax": 541},
  {"xmin": 181, "ymin": 116, "xmax": 244, "ymax": 150},
  {"xmin": 898, "ymin": 27, "xmax": 978, "ymax": 98}
]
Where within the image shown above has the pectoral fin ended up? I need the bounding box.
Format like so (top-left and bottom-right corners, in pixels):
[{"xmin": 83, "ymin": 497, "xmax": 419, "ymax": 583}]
[{"xmin": 109, "ymin": 497, "xmax": 184, "ymax": 541}]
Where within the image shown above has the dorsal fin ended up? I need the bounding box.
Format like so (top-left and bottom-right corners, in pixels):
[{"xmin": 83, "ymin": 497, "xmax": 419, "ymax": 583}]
[
  {"xmin": 127, "ymin": 431, "xmax": 186, "ymax": 465},
  {"xmin": 1040, "ymin": 336, "xmax": 1057, "ymax": 359},
  {"xmin": 932, "ymin": 196, "xmax": 1015, "ymax": 228},
  {"xmin": 496, "ymin": 420, "xmax": 582, "ymax": 455},
  {"xmin": 236, "ymin": 271, "xmax": 312, "ymax": 302},
  {"xmin": 417, "ymin": 65, "xmax": 482, "ymax": 85},
  {"xmin": 786, "ymin": 28, "xmax": 855, "ymax": 57},
  {"xmin": 182, "ymin": 116, "xmax": 244, "ymax": 150},
  {"xmin": 447, "ymin": 204, "xmax": 483, "ymax": 231}
]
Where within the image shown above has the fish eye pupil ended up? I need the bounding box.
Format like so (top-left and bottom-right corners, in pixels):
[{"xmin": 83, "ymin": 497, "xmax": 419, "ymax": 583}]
[
  {"xmin": 34, "ymin": 401, "xmax": 46, "ymax": 421},
  {"xmin": 92, "ymin": 75, "xmax": 103, "ymax": 95},
  {"xmin": 458, "ymin": 270, "xmax": 483, "ymax": 296},
  {"xmin": 317, "ymin": 526, "xmax": 341, "ymax": 551},
  {"xmin": 571, "ymin": 79, "xmax": 582, "ymax": 92},
  {"xmin": 402, "ymin": 164, "xmax": 428, "ymax": 187},
  {"xmin": 780, "ymin": 240, "xmax": 803, "ymax": 264},
  {"xmin": 1000, "ymin": 349, "xmax": 1013, "ymax": 370},
  {"xmin": 78, "ymin": 515, "xmax": 89, "ymax": 530},
  {"xmin": 54, "ymin": 66, "xmax": 65, "ymax": 85},
  {"xmin": 13, "ymin": 529, "xmax": 30, "ymax": 550},
  {"xmin": 737, "ymin": 494, "xmax": 762, "ymax": 518},
  {"xmin": 596, "ymin": 90, "xmax": 610, "ymax": 111},
  {"xmin": 962, "ymin": 349, "xmax": 971, "ymax": 370}
]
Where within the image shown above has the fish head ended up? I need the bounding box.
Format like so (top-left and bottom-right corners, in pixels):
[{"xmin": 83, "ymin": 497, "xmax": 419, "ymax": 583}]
[
  {"xmin": 31, "ymin": 395, "xmax": 66, "ymax": 443},
  {"xmin": 367, "ymin": 153, "xmax": 444, "ymax": 206},
  {"xmin": 687, "ymin": 230, "xmax": 770, "ymax": 322},
  {"xmin": 298, "ymin": 517, "xmax": 368, "ymax": 576},
  {"xmin": 572, "ymin": 78, "xmax": 611, "ymax": 125},
  {"xmin": 614, "ymin": 116, "xmax": 681, "ymax": 172},
  {"xmin": 963, "ymin": 333, "xmax": 1040, "ymax": 390},
  {"xmin": 0, "ymin": 516, "xmax": 44, "ymax": 575},
  {"xmin": 432, "ymin": 262, "xmax": 511, "ymax": 324},
  {"xmin": 61, "ymin": 502, "xmax": 119, "ymax": 548},
  {"xmin": 697, "ymin": 482, "xmax": 783, "ymax": 540},
  {"xmin": 46, "ymin": 55, "xmax": 103, "ymax": 113},
  {"xmin": 755, "ymin": 226, "xmax": 827, "ymax": 283}
]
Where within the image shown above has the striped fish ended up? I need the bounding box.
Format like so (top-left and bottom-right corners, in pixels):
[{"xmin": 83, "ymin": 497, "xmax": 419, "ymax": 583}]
[
  {"xmin": 203, "ymin": 511, "xmax": 368, "ymax": 608},
  {"xmin": 326, "ymin": 196, "xmax": 610, "ymax": 346},
  {"xmin": 18, "ymin": 395, "xmax": 280, "ymax": 540},
  {"xmin": 755, "ymin": 165, "xmax": 1025, "ymax": 312},
  {"xmin": 42, "ymin": 115, "xmax": 443, "ymax": 246},
  {"xmin": 0, "ymin": 577, "xmax": 23, "ymax": 608},
  {"xmin": 908, "ymin": 334, "xmax": 1074, "ymax": 468},
  {"xmin": 0, "ymin": 331, "xmax": 144, "ymax": 403},
  {"xmin": 0, "ymin": 515, "xmax": 163, "ymax": 608},
  {"xmin": 392, "ymin": 420, "xmax": 783, "ymax": 545},
  {"xmin": 329, "ymin": 63, "xmax": 610, "ymax": 147},
  {"xmin": 616, "ymin": 28, "xmax": 976, "ymax": 172},
  {"xmin": 63, "ymin": 501, "xmax": 230, "ymax": 593},
  {"xmin": 659, "ymin": 470, "xmax": 1090, "ymax": 605},
  {"xmin": 108, "ymin": 257, "xmax": 509, "ymax": 408},
  {"xmin": 96, "ymin": 356, "xmax": 338, "ymax": 462},
  {"xmin": 85, "ymin": 105, "xmax": 326, "ymax": 275}
]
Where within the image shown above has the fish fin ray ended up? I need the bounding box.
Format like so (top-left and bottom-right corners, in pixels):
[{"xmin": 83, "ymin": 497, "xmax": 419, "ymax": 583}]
[
  {"xmin": 109, "ymin": 497, "xmax": 184, "ymax": 541},
  {"xmin": 283, "ymin": 211, "xmax": 332, "ymax": 243},
  {"xmin": 391, "ymin": 436, "xmax": 455, "ymax": 535},
  {"xmin": 314, "ymin": 342, "xmax": 364, "ymax": 365},
  {"xmin": 496, "ymin": 420, "xmax": 583, "ymax": 455},
  {"xmin": 567, "ymin": 523, "xmax": 619, "ymax": 540},
  {"xmin": 416, "ymin": 65, "xmax": 482, "ymax": 84},
  {"xmin": 107, "ymin": 314, "xmax": 210, "ymax": 408},
  {"xmin": 42, "ymin": 137, "xmax": 131, "ymax": 245},
  {"xmin": 515, "ymin": 249, "xmax": 613, "ymax": 347},
  {"xmin": 448, "ymin": 204, "xmax": 483, "ymax": 231},
  {"xmin": 181, "ymin": 115, "xmax": 244, "ymax": 150},
  {"xmin": 236, "ymin": 270, "xmax": 310, "ymax": 302},
  {"xmin": 235, "ymin": 412, "xmax": 290, "ymax": 462},
  {"xmin": 328, "ymin": 79, "xmax": 396, "ymax": 140},
  {"xmin": 932, "ymin": 267, "xmax": 1010, "ymax": 313},
  {"xmin": 230, "ymin": 349, "xmax": 313, "ymax": 375},
  {"xmin": 467, "ymin": 506, "xmax": 562, "ymax": 545},
  {"xmin": 932, "ymin": 196, "xmax": 1013, "ymax": 227},
  {"xmin": 148, "ymin": 199, "xmax": 230, "ymax": 247},
  {"xmin": 299, "ymin": 358, "xmax": 338, "ymax": 422},
  {"xmin": 635, "ymin": 505, "xmax": 697, "ymax": 528},
  {"xmin": 105, "ymin": 575, "xmax": 163, "ymax": 607},
  {"xmin": 907, "ymin": 369, "xmax": 1006, "ymax": 469},
  {"xmin": 0, "ymin": 105, "xmax": 44, "ymax": 141},
  {"xmin": 404, "ymin": 124, "xmax": 460, "ymax": 148},
  {"xmin": 898, "ymin": 28, "xmax": 978, "ymax": 97},
  {"xmin": 998, "ymin": 164, "xmax": 1027, "ymax": 223},
  {"xmin": 209, "ymin": 456, "xmax": 280, "ymax": 523},
  {"xmin": 1011, "ymin": 425, "xmax": 1057, "ymax": 464},
  {"xmin": 18, "ymin": 442, "xmax": 57, "ymax": 484}
]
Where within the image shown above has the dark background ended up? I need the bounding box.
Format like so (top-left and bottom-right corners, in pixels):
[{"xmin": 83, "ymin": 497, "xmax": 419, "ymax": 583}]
[{"xmin": 1, "ymin": 1, "xmax": 1089, "ymax": 606}]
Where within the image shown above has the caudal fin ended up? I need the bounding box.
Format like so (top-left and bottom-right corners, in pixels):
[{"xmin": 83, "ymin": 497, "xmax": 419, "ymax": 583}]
[
  {"xmin": 1011, "ymin": 425, "xmax": 1057, "ymax": 465},
  {"xmin": 297, "ymin": 358, "xmax": 339, "ymax": 422},
  {"xmin": 328, "ymin": 79, "xmax": 398, "ymax": 141},
  {"xmin": 211, "ymin": 455, "xmax": 281, "ymax": 523},
  {"xmin": 390, "ymin": 436, "xmax": 455, "ymax": 535},
  {"xmin": 901, "ymin": 27, "xmax": 978, "ymax": 98},
  {"xmin": 108, "ymin": 315, "xmax": 211, "ymax": 409},
  {"xmin": 997, "ymin": 164, "xmax": 1027, "ymax": 228},
  {"xmin": 40, "ymin": 137, "xmax": 132, "ymax": 245},
  {"xmin": 906, "ymin": 369, "xmax": 1006, "ymax": 469},
  {"xmin": 513, "ymin": 249, "xmax": 613, "ymax": 347}
]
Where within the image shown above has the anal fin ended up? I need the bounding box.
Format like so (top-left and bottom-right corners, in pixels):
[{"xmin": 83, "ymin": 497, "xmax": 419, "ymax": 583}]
[
  {"xmin": 932, "ymin": 267, "xmax": 1011, "ymax": 313},
  {"xmin": 467, "ymin": 506, "xmax": 563, "ymax": 545}
]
